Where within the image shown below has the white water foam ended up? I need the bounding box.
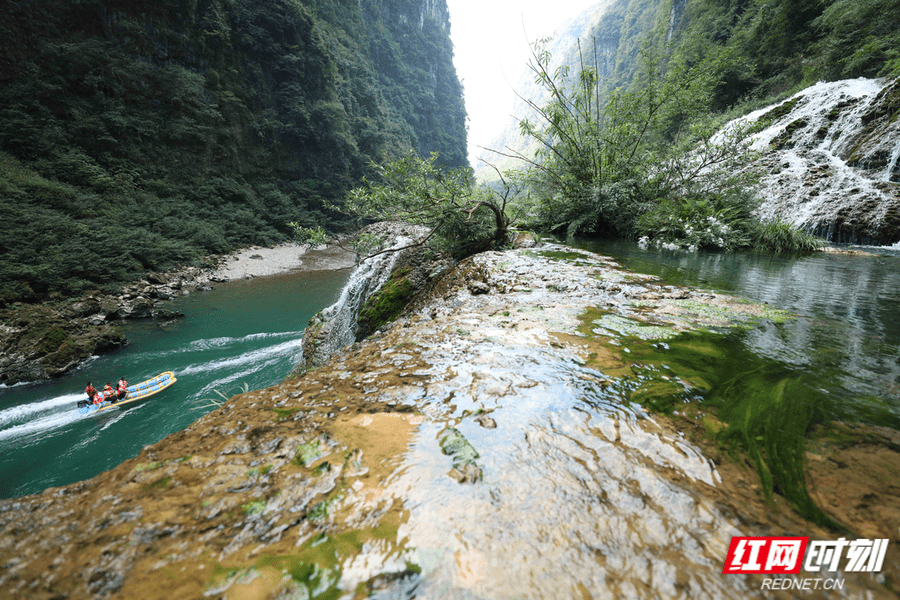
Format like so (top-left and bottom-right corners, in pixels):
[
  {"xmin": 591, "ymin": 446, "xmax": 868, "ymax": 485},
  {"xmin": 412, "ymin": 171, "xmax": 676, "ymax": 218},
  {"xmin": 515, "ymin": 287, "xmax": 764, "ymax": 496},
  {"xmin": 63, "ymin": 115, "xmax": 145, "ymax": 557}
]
[
  {"xmin": 184, "ymin": 331, "xmax": 304, "ymax": 352},
  {"xmin": 309, "ymin": 235, "xmax": 414, "ymax": 365},
  {"xmin": 0, "ymin": 395, "xmax": 93, "ymax": 442},
  {"xmin": 177, "ymin": 336, "xmax": 305, "ymax": 377},
  {"xmin": 0, "ymin": 393, "xmax": 84, "ymax": 429},
  {"xmin": 133, "ymin": 331, "xmax": 305, "ymax": 361},
  {"xmin": 194, "ymin": 357, "xmax": 284, "ymax": 400},
  {"xmin": 723, "ymin": 78, "xmax": 900, "ymax": 241}
]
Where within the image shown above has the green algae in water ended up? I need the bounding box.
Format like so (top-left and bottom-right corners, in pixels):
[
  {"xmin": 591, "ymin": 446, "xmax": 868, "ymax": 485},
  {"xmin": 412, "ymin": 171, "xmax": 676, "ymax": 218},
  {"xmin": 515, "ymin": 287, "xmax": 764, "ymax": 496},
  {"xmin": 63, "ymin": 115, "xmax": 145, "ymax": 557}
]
[
  {"xmin": 577, "ymin": 299, "xmax": 897, "ymax": 528},
  {"xmin": 619, "ymin": 328, "xmax": 898, "ymax": 529},
  {"xmin": 631, "ymin": 298, "xmax": 794, "ymax": 330},
  {"xmin": 667, "ymin": 298, "xmax": 793, "ymax": 325},
  {"xmin": 439, "ymin": 427, "xmax": 482, "ymax": 482},
  {"xmin": 254, "ymin": 522, "xmax": 401, "ymax": 599},
  {"xmin": 591, "ymin": 314, "xmax": 680, "ymax": 340},
  {"xmin": 439, "ymin": 428, "xmax": 480, "ymax": 466},
  {"xmin": 529, "ymin": 249, "xmax": 598, "ymax": 265}
]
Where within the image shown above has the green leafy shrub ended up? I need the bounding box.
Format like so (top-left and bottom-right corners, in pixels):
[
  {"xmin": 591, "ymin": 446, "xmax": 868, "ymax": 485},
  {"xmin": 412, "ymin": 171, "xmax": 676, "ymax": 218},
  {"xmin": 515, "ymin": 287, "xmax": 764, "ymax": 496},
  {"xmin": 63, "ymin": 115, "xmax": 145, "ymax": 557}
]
[
  {"xmin": 635, "ymin": 194, "xmax": 755, "ymax": 251},
  {"xmin": 750, "ymin": 220, "xmax": 828, "ymax": 252}
]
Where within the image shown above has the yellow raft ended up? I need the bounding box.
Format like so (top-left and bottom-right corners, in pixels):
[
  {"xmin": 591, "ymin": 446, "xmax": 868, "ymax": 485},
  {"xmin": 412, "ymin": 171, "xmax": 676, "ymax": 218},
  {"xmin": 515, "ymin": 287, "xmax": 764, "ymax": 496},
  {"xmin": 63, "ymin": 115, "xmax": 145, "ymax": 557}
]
[{"xmin": 82, "ymin": 372, "xmax": 177, "ymax": 413}]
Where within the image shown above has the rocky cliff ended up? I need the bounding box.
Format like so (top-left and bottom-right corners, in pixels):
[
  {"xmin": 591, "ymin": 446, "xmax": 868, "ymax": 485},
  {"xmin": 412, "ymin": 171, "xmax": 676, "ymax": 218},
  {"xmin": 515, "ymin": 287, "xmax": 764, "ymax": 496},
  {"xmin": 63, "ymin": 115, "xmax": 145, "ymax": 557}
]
[{"xmin": 1, "ymin": 243, "xmax": 898, "ymax": 599}]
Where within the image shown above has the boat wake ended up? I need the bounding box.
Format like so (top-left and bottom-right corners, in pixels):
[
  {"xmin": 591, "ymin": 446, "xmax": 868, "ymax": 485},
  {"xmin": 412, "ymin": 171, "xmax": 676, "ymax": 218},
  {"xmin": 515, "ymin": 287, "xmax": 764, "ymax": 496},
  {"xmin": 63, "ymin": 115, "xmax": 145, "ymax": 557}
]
[
  {"xmin": 177, "ymin": 336, "xmax": 304, "ymax": 378},
  {"xmin": 0, "ymin": 393, "xmax": 92, "ymax": 443}
]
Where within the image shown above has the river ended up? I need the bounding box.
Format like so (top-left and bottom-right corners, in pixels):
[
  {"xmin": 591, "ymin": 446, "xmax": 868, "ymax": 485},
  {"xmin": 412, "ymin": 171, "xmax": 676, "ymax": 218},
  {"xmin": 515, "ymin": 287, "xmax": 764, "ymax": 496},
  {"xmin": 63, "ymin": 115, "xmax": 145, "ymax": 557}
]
[
  {"xmin": 1, "ymin": 240, "xmax": 899, "ymax": 503},
  {"xmin": 0, "ymin": 268, "xmax": 351, "ymax": 499},
  {"xmin": 577, "ymin": 239, "xmax": 900, "ymax": 425}
]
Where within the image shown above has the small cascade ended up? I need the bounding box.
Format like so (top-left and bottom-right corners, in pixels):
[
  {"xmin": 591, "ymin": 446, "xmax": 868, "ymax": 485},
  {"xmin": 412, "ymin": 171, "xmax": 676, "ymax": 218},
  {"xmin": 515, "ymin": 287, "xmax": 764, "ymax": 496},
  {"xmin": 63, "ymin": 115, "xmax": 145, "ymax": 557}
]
[
  {"xmin": 295, "ymin": 228, "xmax": 423, "ymax": 372},
  {"xmin": 315, "ymin": 236, "xmax": 413, "ymax": 353},
  {"xmin": 730, "ymin": 78, "xmax": 900, "ymax": 245},
  {"xmin": 885, "ymin": 143, "xmax": 900, "ymax": 183}
]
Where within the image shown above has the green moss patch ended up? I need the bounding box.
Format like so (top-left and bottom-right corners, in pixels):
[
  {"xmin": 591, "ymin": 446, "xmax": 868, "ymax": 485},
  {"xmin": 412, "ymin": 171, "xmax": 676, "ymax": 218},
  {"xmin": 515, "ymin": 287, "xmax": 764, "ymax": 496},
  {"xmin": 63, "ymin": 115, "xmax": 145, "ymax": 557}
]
[
  {"xmin": 269, "ymin": 407, "xmax": 301, "ymax": 421},
  {"xmin": 294, "ymin": 440, "xmax": 327, "ymax": 468},
  {"xmin": 133, "ymin": 460, "xmax": 169, "ymax": 473},
  {"xmin": 253, "ymin": 521, "xmax": 402, "ymax": 598},
  {"xmin": 141, "ymin": 476, "xmax": 171, "ymax": 492},
  {"xmin": 758, "ymin": 96, "xmax": 802, "ymax": 123},
  {"xmin": 439, "ymin": 428, "xmax": 482, "ymax": 483},
  {"xmin": 356, "ymin": 268, "xmax": 415, "ymax": 340},
  {"xmin": 242, "ymin": 500, "xmax": 266, "ymax": 515},
  {"xmin": 590, "ymin": 313, "xmax": 680, "ymax": 340}
]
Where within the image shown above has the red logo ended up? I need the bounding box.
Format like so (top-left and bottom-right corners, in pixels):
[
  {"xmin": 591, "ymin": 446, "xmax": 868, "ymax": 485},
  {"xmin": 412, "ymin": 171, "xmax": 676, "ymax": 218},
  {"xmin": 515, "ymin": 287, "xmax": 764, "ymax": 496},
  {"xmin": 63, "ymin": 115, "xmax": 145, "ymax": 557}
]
[{"xmin": 723, "ymin": 537, "xmax": 809, "ymax": 574}]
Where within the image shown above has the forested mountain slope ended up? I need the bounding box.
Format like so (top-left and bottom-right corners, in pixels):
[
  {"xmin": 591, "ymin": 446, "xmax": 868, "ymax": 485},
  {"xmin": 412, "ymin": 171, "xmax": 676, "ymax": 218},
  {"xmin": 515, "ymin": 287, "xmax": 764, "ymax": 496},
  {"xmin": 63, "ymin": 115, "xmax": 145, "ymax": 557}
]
[
  {"xmin": 0, "ymin": 0, "xmax": 467, "ymax": 303},
  {"xmin": 479, "ymin": 0, "xmax": 900, "ymax": 179}
]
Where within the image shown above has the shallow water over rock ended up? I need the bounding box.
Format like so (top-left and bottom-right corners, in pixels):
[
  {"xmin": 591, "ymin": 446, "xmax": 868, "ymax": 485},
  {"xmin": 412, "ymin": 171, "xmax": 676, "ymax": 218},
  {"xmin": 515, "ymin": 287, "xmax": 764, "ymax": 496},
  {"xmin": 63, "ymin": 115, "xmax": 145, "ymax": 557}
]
[{"xmin": 0, "ymin": 244, "xmax": 896, "ymax": 599}]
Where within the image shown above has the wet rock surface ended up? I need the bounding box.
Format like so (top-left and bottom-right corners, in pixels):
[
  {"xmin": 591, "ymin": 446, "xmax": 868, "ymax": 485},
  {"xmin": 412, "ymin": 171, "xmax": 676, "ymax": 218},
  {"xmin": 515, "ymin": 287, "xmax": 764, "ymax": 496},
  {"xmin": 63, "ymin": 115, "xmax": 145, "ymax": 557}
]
[
  {"xmin": 0, "ymin": 244, "xmax": 897, "ymax": 599},
  {"xmin": 291, "ymin": 222, "xmax": 435, "ymax": 377}
]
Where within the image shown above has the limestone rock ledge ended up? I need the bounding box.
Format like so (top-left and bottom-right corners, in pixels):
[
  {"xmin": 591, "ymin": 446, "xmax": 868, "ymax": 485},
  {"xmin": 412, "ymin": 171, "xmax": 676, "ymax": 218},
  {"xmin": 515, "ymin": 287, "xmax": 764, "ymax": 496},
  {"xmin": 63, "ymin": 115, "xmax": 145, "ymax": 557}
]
[{"xmin": 0, "ymin": 245, "xmax": 897, "ymax": 600}]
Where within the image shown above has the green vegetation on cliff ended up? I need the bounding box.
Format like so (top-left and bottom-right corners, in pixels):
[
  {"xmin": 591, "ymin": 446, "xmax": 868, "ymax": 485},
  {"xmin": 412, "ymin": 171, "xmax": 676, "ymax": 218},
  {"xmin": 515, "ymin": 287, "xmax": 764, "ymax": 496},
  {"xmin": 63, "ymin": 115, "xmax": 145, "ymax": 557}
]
[
  {"xmin": 483, "ymin": 0, "xmax": 896, "ymax": 251},
  {"xmin": 0, "ymin": 0, "xmax": 467, "ymax": 304},
  {"xmin": 496, "ymin": 0, "xmax": 896, "ymax": 251}
]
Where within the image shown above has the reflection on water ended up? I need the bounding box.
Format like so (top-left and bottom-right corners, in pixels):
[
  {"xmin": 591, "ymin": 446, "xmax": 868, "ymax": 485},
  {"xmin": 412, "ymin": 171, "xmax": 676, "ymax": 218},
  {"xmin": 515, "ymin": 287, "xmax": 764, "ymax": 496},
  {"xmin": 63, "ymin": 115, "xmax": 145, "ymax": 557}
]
[
  {"xmin": 381, "ymin": 341, "xmax": 747, "ymax": 599},
  {"xmin": 572, "ymin": 239, "xmax": 900, "ymax": 425}
]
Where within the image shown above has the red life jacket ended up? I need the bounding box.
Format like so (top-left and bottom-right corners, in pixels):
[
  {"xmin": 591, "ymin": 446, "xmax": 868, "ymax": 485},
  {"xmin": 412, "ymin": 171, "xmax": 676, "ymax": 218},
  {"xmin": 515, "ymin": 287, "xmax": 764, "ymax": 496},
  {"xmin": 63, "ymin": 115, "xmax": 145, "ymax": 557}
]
[
  {"xmin": 85, "ymin": 385, "xmax": 96, "ymax": 398},
  {"xmin": 117, "ymin": 381, "xmax": 128, "ymax": 394}
]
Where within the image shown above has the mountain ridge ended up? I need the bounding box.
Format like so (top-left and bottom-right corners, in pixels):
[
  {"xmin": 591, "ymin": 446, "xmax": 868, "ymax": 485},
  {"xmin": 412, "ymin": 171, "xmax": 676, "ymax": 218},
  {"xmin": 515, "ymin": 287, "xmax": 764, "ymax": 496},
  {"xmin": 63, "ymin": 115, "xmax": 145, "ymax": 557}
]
[{"xmin": 0, "ymin": 0, "xmax": 467, "ymax": 304}]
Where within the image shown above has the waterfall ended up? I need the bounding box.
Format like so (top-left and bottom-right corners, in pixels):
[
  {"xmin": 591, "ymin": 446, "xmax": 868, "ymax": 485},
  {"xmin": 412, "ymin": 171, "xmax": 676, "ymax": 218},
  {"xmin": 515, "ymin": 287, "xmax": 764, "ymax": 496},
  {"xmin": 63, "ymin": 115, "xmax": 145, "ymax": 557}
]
[
  {"xmin": 296, "ymin": 234, "xmax": 416, "ymax": 371},
  {"xmin": 727, "ymin": 78, "xmax": 900, "ymax": 245},
  {"xmin": 885, "ymin": 144, "xmax": 900, "ymax": 183}
]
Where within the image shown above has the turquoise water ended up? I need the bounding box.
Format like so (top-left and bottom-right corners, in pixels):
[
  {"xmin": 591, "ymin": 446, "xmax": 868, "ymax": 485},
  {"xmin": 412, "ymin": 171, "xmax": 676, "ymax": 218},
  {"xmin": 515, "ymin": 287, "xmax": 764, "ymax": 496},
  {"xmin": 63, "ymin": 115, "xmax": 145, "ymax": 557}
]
[{"xmin": 0, "ymin": 269, "xmax": 350, "ymax": 499}]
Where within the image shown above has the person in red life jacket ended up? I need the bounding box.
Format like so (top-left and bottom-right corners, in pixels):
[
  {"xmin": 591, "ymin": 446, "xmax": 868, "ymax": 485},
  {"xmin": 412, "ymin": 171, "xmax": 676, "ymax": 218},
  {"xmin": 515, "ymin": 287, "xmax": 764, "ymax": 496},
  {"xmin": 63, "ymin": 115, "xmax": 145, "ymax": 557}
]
[
  {"xmin": 92, "ymin": 385, "xmax": 106, "ymax": 405},
  {"xmin": 99, "ymin": 382, "xmax": 113, "ymax": 404},
  {"xmin": 85, "ymin": 382, "xmax": 97, "ymax": 401},
  {"xmin": 115, "ymin": 378, "xmax": 128, "ymax": 402}
]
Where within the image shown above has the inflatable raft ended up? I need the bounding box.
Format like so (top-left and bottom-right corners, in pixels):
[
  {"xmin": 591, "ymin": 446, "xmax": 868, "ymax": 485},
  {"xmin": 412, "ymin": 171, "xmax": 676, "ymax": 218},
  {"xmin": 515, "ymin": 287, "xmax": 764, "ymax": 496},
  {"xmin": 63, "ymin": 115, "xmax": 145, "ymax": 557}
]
[{"xmin": 79, "ymin": 371, "xmax": 176, "ymax": 413}]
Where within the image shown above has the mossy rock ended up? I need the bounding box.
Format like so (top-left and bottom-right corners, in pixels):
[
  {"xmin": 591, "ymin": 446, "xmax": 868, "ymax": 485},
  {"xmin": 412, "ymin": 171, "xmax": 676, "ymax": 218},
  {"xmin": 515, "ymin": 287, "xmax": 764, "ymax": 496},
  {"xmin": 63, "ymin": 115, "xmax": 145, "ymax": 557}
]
[
  {"xmin": 758, "ymin": 96, "xmax": 802, "ymax": 123},
  {"xmin": 356, "ymin": 268, "xmax": 414, "ymax": 341},
  {"xmin": 18, "ymin": 323, "xmax": 74, "ymax": 358},
  {"xmin": 439, "ymin": 428, "xmax": 482, "ymax": 483},
  {"xmin": 42, "ymin": 339, "xmax": 92, "ymax": 375}
]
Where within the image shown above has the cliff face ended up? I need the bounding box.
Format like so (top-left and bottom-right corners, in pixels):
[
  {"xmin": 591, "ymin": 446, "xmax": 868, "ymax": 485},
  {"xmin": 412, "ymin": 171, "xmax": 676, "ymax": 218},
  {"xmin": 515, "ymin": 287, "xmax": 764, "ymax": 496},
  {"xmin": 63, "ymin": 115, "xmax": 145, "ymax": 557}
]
[
  {"xmin": 1, "ymin": 245, "xmax": 898, "ymax": 599},
  {"xmin": 0, "ymin": 0, "xmax": 467, "ymax": 303},
  {"xmin": 360, "ymin": 0, "xmax": 468, "ymax": 168}
]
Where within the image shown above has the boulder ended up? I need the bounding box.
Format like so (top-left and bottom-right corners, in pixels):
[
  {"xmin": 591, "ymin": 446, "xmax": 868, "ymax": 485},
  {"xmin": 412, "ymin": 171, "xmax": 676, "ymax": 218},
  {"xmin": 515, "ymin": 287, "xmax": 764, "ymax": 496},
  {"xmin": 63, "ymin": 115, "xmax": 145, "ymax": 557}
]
[{"xmin": 146, "ymin": 272, "xmax": 169, "ymax": 285}]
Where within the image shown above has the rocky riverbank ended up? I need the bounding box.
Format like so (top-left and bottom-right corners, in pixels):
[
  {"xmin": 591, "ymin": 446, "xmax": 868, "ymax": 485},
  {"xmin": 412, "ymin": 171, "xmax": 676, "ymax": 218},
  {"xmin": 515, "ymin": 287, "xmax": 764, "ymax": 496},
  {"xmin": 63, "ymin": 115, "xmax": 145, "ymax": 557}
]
[
  {"xmin": 1, "ymin": 242, "xmax": 897, "ymax": 599},
  {"xmin": 0, "ymin": 243, "xmax": 355, "ymax": 386}
]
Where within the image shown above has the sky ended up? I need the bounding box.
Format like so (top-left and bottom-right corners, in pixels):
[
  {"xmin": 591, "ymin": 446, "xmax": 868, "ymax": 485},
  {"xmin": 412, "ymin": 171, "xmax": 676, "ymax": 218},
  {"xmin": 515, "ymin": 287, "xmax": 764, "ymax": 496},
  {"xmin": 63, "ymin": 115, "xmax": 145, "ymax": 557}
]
[{"xmin": 445, "ymin": 0, "xmax": 598, "ymax": 166}]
